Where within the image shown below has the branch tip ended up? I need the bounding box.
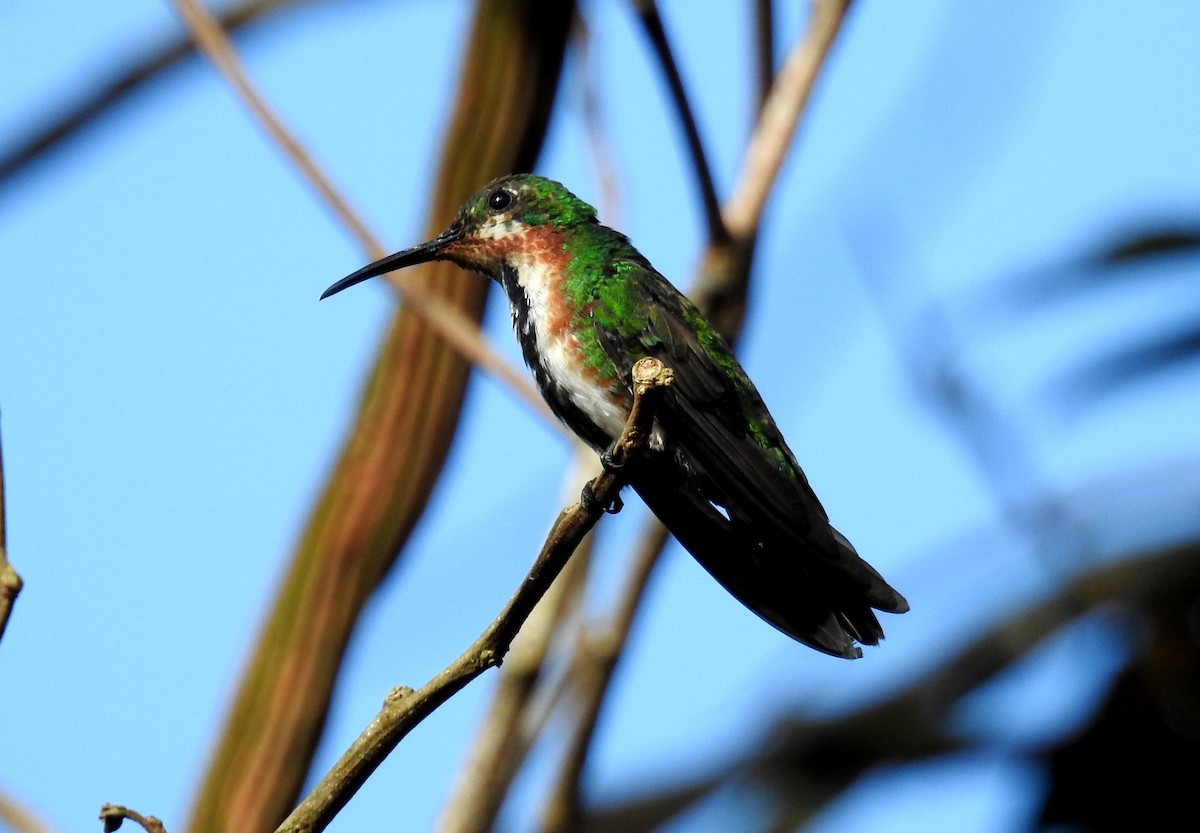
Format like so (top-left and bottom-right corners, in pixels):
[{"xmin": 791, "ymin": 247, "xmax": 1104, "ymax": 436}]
[{"xmin": 98, "ymin": 805, "xmax": 167, "ymax": 833}]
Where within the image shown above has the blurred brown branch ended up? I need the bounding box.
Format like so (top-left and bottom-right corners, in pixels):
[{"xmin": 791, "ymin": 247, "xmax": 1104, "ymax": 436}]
[
  {"xmin": 724, "ymin": 0, "xmax": 849, "ymax": 241},
  {"xmin": 182, "ymin": 3, "xmax": 575, "ymax": 832},
  {"xmin": 694, "ymin": 0, "xmax": 851, "ymax": 337},
  {"xmin": 0, "ymin": 791, "xmax": 57, "ymax": 833},
  {"xmin": 276, "ymin": 358, "xmax": 675, "ymax": 833},
  {"xmin": 575, "ymin": 14, "xmax": 624, "ymax": 225},
  {"xmin": 0, "ymin": 418, "xmax": 21, "ymax": 648},
  {"xmin": 579, "ymin": 541, "xmax": 1200, "ymax": 832}
]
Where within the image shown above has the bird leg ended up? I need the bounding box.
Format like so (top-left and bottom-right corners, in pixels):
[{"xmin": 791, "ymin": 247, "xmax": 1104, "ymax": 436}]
[
  {"xmin": 580, "ymin": 481, "xmax": 624, "ymax": 514},
  {"xmin": 599, "ymin": 442, "xmax": 625, "ymax": 474}
]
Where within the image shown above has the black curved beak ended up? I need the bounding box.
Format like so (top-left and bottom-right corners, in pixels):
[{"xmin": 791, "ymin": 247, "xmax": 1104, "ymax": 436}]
[{"xmin": 320, "ymin": 225, "xmax": 463, "ymax": 300}]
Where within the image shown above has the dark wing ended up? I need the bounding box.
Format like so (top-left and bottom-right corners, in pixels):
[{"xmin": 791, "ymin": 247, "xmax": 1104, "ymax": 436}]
[{"xmin": 595, "ymin": 264, "xmax": 907, "ymax": 656}]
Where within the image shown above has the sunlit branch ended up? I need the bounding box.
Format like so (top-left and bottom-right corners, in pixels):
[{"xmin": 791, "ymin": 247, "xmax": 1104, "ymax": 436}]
[{"xmin": 275, "ymin": 359, "xmax": 675, "ymax": 833}]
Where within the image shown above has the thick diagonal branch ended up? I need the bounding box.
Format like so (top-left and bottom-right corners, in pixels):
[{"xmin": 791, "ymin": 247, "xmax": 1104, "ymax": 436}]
[{"xmin": 275, "ymin": 359, "xmax": 674, "ymax": 833}]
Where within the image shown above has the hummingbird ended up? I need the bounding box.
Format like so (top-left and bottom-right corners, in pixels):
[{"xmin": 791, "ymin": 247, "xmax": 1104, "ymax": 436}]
[{"xmin": 322, "ymin": 174, "xmax": 908, "ymax": 658}]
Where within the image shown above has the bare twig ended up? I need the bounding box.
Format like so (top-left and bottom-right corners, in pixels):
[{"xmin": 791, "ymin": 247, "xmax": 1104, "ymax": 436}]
[
  {"xmin": 0, "ymin": 416, "xmax": 22, "ymax": 647},
  {"xmin": 275, "ymin": 358, "xmax": 675, "ymax": 833},
  {"xmin": 99, "ymin": 805, "xmax": 168, "ymax": 833},
  {"xmin": 631, "ymin": 0, "xmax": 728, "ymax": 245},
  {"xmin": 166, "ymin": 0, "xmax": 557, "ymax": 427}
]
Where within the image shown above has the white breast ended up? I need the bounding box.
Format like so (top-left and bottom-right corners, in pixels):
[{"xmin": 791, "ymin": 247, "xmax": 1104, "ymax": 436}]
[{"xmin": 511, "ymin": 254, "xmax": 632, "ymax": 442}]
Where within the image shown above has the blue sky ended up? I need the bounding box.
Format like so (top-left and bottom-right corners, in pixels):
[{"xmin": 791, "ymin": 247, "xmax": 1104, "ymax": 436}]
[{"xmin": 3, "ymin": 2, "xmax": 1199, "ymax": 832}]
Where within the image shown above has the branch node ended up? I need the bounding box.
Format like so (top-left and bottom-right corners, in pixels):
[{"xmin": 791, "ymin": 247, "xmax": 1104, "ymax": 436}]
[
  {"xmin": 631, "ymin": 355, "xmax": 674, "ymax": 393},
  {"xmin": 383, "ymin": 686, "xmax": 414, "ymax": 709},
  {"xmin": 99, "ymin": 805, "xmax": 167, "ymax": 833}
]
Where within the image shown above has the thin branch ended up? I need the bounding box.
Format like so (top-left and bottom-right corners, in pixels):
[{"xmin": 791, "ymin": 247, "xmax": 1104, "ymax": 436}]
[
  {"xmin": 722, "ymin": 0, "xmax": 850, "ymax": 241},
  {"xmin": 99, "ymin": 805, "xmax": 168, "ymax": 833},
  {"xmin": 166, "ymin": 0, "xmax": 559, "ymax": 430},
  {"xmin": 0, "ymin": 416, "xmax": 21, "ymax": 647},
  {"xmin": 753, "ymin": 0, "xmax": 775, "ymax": 112},
  {"xmin": 275, "ymin": 359, "xmax": 675, "ymax": 833},
  {"xmin": 631, "ymin": 0, "xmax": 728, "ymax": 245}
]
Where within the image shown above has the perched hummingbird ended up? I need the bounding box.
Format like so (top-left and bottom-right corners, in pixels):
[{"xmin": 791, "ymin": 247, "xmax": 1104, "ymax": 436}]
[{"xmin": 322, "ymin": 174, "xmax": 908, "ymax": 658}]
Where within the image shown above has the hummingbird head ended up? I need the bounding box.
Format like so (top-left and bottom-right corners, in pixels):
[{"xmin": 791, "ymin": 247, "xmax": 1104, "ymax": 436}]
[{"xmin": 321, "ymin": 174, "xmax": 599, "ymax": 299}]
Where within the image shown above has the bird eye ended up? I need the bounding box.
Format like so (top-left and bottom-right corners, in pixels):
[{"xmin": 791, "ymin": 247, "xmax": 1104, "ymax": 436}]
[{"xmin": 486, "ymin": 190, "xmax": 513, "ymax": 212}]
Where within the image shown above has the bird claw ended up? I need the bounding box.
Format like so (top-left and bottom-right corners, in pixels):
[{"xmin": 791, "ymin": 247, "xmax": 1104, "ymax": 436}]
[
  {"xmin": 599, "ymin": 442, "xmax": 624, "ymax": 474},
  {"xmin": 581, "ymin": 481, "xmax": 623, "ymax": 514}
]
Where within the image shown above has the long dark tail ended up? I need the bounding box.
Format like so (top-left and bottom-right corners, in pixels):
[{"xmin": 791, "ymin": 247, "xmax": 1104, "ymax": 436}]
[{"xmin": 631, "ymin": 469, "xmax": 908, "ymax": 659}]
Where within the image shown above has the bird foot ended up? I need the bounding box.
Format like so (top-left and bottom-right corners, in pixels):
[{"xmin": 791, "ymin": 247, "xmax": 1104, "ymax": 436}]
[
  {"xmin": 599, "ymin": 442, "xmax": 624, "ymax": 474},
  {"xmin": 580, "ymin": 481, "xmax": 623, "ymax": 515}
]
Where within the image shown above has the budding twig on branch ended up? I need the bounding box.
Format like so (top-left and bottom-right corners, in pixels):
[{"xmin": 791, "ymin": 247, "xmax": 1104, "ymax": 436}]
[{"xmin": 274, "ymin": 358, "xmax": 674, "ymax": 833}]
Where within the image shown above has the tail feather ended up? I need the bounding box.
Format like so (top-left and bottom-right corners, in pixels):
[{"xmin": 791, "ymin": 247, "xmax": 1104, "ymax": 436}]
[{"xmin": 631, "ymin": 470, "xmax": 906, "ymax": 659}]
